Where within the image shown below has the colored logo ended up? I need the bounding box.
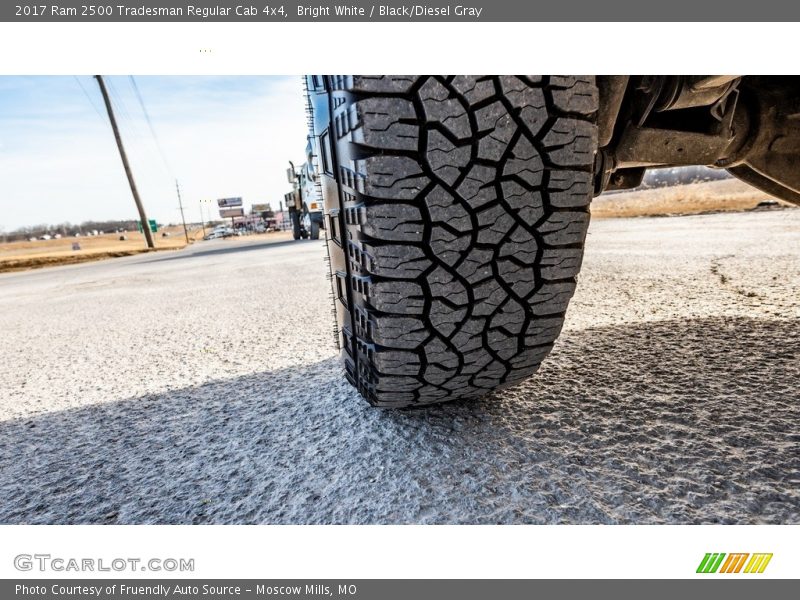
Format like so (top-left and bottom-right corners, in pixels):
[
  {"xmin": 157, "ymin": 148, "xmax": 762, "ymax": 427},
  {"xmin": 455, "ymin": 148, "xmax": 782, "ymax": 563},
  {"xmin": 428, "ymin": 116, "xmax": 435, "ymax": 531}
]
[{"xmin": 697, "ymin": 553, "xmax": 773, "ymax": 574}]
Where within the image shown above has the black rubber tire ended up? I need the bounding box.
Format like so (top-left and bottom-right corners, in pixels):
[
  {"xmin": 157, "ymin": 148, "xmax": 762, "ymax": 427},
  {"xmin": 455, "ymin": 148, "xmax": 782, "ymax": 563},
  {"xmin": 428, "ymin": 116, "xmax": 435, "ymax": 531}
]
[
  {"xmin": 324, "ymin": 76, "xmax": 598, "ymax": 407},
  {"xmin": 290, "ymin": 209, "xmax": 301, "ymax": 240},
  {"xmin": 310, "ymin": 219, "xmax": 320, "ymax": 240}
]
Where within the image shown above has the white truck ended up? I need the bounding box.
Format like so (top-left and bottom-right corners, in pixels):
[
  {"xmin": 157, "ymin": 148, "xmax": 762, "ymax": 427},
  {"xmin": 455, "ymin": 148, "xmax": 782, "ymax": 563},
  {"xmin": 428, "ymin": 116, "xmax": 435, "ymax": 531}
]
[{"xmin": 285, "ymin": 141, "xmax": 324, "ymax": 240}]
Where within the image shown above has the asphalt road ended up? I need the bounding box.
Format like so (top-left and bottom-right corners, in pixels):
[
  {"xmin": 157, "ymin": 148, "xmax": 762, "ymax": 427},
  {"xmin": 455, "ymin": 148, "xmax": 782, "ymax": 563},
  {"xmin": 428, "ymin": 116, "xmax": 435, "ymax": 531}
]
[{"xmin": 1, "ymin": 210, "xmax": 798, "ymax": 524}]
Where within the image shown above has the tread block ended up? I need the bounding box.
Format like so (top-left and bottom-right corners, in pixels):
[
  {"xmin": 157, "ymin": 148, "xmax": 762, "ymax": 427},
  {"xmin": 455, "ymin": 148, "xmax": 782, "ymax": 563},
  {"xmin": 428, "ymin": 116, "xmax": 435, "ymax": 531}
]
[
  {"xmin": 371, "ymin": 316, "xmax": 429, "ymax": 349},
  {"xmin": 361, "ymin": 243, "xmax": 431, "ymax": 279},
  {"xmin": 426, "ymin": 131, "xmax": 471, "ymax": 185},
  {"xmin": 530, "ymin": 281, "xmax": 578, "ymax": 316},
  {"xmin": 368, "ymin": 281, "xmax": 425, "ymax": 314},
  {"xmin": 539, "ymin": 212, "xmax": 590, "ymax": 246},
  {"xmin": 499, "ymin": 76, "xmax": 548, "ymax": 136},
  {"xmin": 358, "ymin": 156, "xmax": 429, "ymax": 200},
  {"xmin": 540, "ymin": 248, "xmax": 584, "ymax": 280},
  {"xmin": 351, "ymin": 97, "xmax": 419, "ymax": 151},
  {"xmin": 359, "ymin": 204, "xmax": 424, "ymax": 242},
  {"xmin": 550, "ymin": 76, "xmax": 599, "ymax": 115},
  {"xmin": 424, "ymin": 185, "xmax": 472, "ymax": 232},
  {"xmin": 373, "ymin": 349, "xmax": 421, "ymax": 376},
  {"xmin": 542, "ymin": 118, "xmax": 597, "ymax": 167},
  {"xmin": 349, "ymin": 75, "xmax": 418, "ymax": 93},
  {"xmin": 498, "ymin": 226, "xmax": 538, "ymax": 262},
  {"xmin": 457, "ymin": 164, "xmax": 499, "ymax": 209},
  {"xmin": 451, "ymin": 76, "xmax": 496, "ymax": 105},
  {"xmin": 426, "ymin": 266, "xmax": 469, "ymax": 305},
  {"xmin": 423, "ymin": 338, "xmax": 461, "ymax": 370},
  {"xmin": 548, "ymin": 171, "xmax": 593, "ymax": 208},
  {"xmin": 419, "ymin": 78, "xmax": 472, "ymax": 139}
]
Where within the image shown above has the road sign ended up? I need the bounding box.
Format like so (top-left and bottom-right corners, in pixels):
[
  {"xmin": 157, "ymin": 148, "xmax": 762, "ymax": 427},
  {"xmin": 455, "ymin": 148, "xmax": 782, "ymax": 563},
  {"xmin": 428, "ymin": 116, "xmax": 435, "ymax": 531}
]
[
  {"xmin": 219, "ymin": 208, "xmax": 244, "ymax": 218},
  {"xmin": 251, "ymin": 203, "xmax": 271, "ymax": 212},
  {"xmin": 136, "ymin": 219, "xmax": 158, "ymax": 233},
  {"xmin": 217, "ymin": 197, "xmax": 243, "ymax": 208}
]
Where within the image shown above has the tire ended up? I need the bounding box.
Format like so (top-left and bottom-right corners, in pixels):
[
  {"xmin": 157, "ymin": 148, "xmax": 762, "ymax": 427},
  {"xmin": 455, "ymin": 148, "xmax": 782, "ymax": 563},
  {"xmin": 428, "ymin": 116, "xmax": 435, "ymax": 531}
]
[
  {"xmin": 323, "ymin": 76, "xmax": 598, "ymax": 407},
  {"xmin": 310, "ymin": 219, "xmax": 320, "ymax": 240},
  {"xmin": 290, "ymin": 209, "xmax": 301, "ymax": 240}
]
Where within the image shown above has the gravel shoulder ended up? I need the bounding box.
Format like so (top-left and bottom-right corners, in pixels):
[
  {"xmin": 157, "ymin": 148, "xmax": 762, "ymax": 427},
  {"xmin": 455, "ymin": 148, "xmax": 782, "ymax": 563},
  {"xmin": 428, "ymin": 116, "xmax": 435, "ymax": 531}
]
[{"xmin": 0, "ymin": 211, "xmax": 798, "ymax": 524}]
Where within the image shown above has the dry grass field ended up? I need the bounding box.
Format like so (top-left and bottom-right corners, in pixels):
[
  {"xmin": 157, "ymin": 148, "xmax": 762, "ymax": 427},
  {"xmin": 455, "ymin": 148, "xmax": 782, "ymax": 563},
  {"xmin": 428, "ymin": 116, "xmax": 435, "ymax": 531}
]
[
  {"xmin": 0, "ymin": 226, "xmax": 204, "ymax": 273},
  {"xmin": 591, "ymin": 178, "xmax": 795, "ymax": 219}
]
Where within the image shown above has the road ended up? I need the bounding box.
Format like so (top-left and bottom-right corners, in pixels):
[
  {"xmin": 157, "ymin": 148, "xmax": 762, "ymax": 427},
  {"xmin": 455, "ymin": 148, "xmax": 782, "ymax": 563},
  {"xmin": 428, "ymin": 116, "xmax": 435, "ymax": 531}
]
[{"xmin": 0, "ymin": 210, "xmax": 798, "ymax": 524}]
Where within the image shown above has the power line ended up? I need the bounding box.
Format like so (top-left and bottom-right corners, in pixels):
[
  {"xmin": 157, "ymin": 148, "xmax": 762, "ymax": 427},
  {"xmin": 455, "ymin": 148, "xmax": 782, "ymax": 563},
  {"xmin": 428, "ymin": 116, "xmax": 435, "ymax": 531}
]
[
  {"xmin": 73, "ymin": 75, "xmax": 106, "ymax": 122},
  {"xmin": 106, "ymin": 76, "xmax": 145, "ymax": 144},
  {"xmin": 104, "ymin": 77, "xmax": 170, "ymax": 209},
  {"xmin": 129, "ymin": 76, "xmax": 174, "ymax": 177},
  {"xmin": 128, "ymin": 77, "xmax": 189, "ymax": 231}
]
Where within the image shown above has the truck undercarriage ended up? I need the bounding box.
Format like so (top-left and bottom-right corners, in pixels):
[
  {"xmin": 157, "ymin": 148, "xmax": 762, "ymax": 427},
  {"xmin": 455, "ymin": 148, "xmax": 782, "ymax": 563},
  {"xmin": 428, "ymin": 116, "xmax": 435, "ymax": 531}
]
[{"xmin": 595, "ymin": 76, "xmax": 800, "ymax": 205}]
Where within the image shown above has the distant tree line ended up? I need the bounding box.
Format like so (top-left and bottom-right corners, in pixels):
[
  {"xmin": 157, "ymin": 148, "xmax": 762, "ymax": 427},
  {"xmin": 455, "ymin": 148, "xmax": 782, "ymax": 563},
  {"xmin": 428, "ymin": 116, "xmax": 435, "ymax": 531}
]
[{"xmin": 1, "ymin": 219, "xmax": 147, "ymax": 242}]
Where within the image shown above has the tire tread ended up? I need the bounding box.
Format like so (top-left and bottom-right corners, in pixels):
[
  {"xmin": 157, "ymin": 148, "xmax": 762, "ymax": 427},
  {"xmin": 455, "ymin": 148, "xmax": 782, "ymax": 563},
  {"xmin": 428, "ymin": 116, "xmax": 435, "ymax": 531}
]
[{"xmin": 324, "ymin": 76, "xmax": 598, "ymax": 406}]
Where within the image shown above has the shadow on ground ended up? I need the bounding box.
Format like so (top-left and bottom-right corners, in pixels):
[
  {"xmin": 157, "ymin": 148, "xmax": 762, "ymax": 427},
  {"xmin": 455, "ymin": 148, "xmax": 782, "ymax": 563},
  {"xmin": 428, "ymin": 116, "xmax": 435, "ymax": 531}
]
[{"xmin": 1, "ymin": 316, "xmax": 797, "ymax": 524}]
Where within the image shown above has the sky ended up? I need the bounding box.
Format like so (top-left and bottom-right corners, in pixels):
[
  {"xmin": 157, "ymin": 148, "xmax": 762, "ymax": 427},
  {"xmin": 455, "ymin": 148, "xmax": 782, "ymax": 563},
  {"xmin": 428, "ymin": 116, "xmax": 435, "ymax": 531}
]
[{"xmin": 0, "ymin": 76, "xmax": 308, "ymax": 231}]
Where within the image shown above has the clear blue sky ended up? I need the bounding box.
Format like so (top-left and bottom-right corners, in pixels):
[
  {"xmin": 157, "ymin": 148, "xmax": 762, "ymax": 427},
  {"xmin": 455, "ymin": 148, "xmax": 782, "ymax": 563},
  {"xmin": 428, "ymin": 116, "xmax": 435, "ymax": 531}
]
[{"xmin": 0, "ymin": 76, "xmax": 308, "ymax": 231}]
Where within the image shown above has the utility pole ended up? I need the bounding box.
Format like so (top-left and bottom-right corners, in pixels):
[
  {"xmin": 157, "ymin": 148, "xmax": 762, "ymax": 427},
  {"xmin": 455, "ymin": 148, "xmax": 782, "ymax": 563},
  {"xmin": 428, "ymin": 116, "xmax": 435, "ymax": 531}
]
[
  {"xmin": 95, "ymin": 75, "xmax": 155, "ymax": 249},
  {"xmin": 199, "ymin": 200, "xmax": 207, "ymax": 237},
  {"xmin": 175, "ymin": 180, "xmax": 190, "ymax": 244}
]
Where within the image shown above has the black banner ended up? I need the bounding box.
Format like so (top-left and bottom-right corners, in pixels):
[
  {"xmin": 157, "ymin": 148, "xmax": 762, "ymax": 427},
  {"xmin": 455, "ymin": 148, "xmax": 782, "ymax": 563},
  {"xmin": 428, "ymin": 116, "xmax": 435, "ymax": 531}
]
[
  {"xmin": 4, "ymin": 580, "xmax": 799, "ymax": 600},
  {"xmin": 4, "ymin": 0, "xmax": 800, "ymax": 22}
]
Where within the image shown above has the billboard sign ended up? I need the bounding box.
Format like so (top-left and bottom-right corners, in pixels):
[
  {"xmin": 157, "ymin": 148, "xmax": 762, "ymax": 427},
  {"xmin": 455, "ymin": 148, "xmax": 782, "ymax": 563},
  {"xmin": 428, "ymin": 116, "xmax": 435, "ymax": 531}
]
[
  {"xmin": 251, "ymin": 203, "xmax": 271, "ymax": 212},
  {"xmin": 217, "ymin": 197, "xmax": 243, "ymax": 208},
  {"xmin": 219, "ymin": 208, "xmax": 244, "ymax": 218}
]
